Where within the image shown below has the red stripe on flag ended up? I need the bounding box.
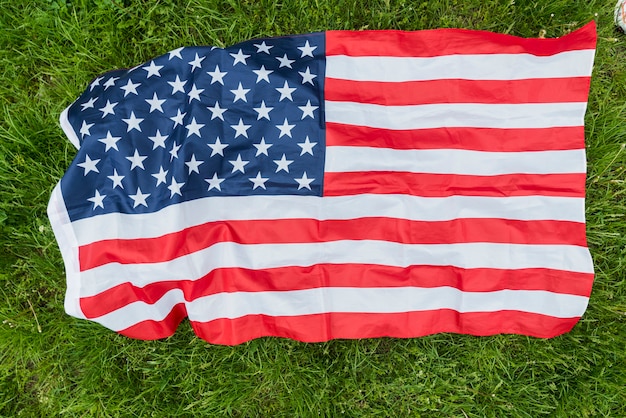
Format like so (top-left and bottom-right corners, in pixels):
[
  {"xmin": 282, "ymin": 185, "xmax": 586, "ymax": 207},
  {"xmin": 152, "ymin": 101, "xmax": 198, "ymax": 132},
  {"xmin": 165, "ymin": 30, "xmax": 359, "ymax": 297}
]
[
  {"xmin": 325, "ymin": 123, "xmax": 586, "ymax": 152},
  {"xmin": 116, "ymin": 303, "xmax": 188, "ymax": 340},
  {"xmin": 323, "ymin": 172, "xmax": 586, "ymax": 198},
  {"xmin": 79, "ymin": 265, "xmax": 594, "ymax": 319},
  {"xmin": 326, "ymin": 22, "xmax": 597, "ymax": 57},
  {"xmin": 78, "ymin": 218, "xmax": 587, "ymax": 270},
  {"xmin": 325, "ymin": 77, "xmax": 591, "ymax": 105},
  {"xmin": 187, "ymin": 311, "xmax": 582, "ymax": 345}
]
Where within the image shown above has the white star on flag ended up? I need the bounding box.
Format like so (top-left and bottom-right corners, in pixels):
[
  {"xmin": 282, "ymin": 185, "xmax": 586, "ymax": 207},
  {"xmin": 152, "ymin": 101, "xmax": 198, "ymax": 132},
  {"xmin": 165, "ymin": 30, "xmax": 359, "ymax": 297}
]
[
  {"xmin": 103, "ymin": 76, "xmax": 119, "ymax": 89},
  {"xmin": 208, "ymin": 137, "xmax": 228, "ymax": 157},
  {"xmin": 299, "ymin": 67, "xmax": 317, "ymax": 85},
  {"xmin": 148, "ymin": 130, "xmax": 168, "ymax": 149},
  {"xmin": 79, "ymin": 121, "xmax": 94, "ymax": 137},
  {"xmin": 298, "ymin": 100, "xmax": 318, "ymax": 119},
  {"xmin": 273, "ymin": 154, "xmax": 294, "ymax": 173},
  {"xmin": 253, "ymin": 65, "xmax": 273, "ymax": 83},
  {"xmin": 276, "ymin": 54, "xmax": 295, "ymax": 68},
  {"xmin": 297, "ymin": 136, "xmax": 317, "ymax": 155},
  {"xmin": 77, "ymin": 155, "xmax": 100, "ymax": 175},
  {"xmin": 185, "ymin": 117, "xmax": 205, "ymax": 137},
  {"xmin": 188, "ymin": 53, "xmax": 205, "ymax": 71},
  {"xmin": 151, "ymin": 166, "xmax": 169, "ymax": 186},
  {"xmin": 295, "ymin": 172, "xmax": 315, "ymax": 190},
  {"xmin": 98, "ymin": 100, "xmax": 117, "ymax": 118},
  {"xmin": 167, "ymin": 178, "xmax": 184, "ymax": 197},
  {"xmin": 129, "ymin": 187, "xmax": 150, "ymax": 208},
  {"xmin": 98, "ymin": 131, "xmax": 122, "ymax": 151},
  {"xmin": 80, "ymin": 97, "xmax": 97, "ymax": 110},
  {"xmin": 205, "ymin": 173, "xmax": 225, "ymax": 191},
  {"xmin": 207, "ymin": 65, "xmax": 227, "ymax": 85},
  {"xmin": 168, "ymin": 75, "xmax": 187, "ymax": 94},
  {"xmin": 253, "ymin": 101, "xmax": 273, "ymax": 120},
  {"xmin": 169, "ymin": 142, "xmax": 181, "ymax": 161},
  {"xmin": 168, "ymin": 47, "xmax": 183, "ymax": 60},
  {"xmin": 145, "ymin": 92, "xmax": 166, "ymax": 113},
  {"xmin": 276, "ymin": 118, "xmax": 295, "ymax": 138},
  {"xmin": 187, "ymin": 84, "xmax": 204, "ymax": 102},
  {"xmin": 207, "ymin": 101, "xmax": 227, "ymax": 120},
  {"xmin": 230, "ymin": 83, "xmax": 250, "ymax": 103},
  {"xmin": 276, "ymin": 81, "xmax": 296, "ymax": 101},
  {"xmin": 89, "ymin": 76, "xmax": 103, "ymax": 91},
  {"xmin": 298, "ymin": 41, "xmax": 317, "ymax": 57},
  {"xmin": 120, "ymin": 79, "xmax": 140, "ymax": 96},
  {"xmin": 230, "ymin": 49, "xmax": 250, "ymax": 65},
  {"xmin": 107, "ymin": 169, "xmax": 124, "ymax": 189},
  {"xmin": 122, "ymin": 111, "xmax": 144, "ymax": 132},
  {"xmin": 253, "ymin": 138, "xmax": 272, "ymax": 156},
  {"xmin": 185, "ymin": 154, "xmax": 204, "ymax": 174},
  {"xmin": 231, "ymin": 118, "xmax": 251, "ymax": 138},
  {"xmin": 143, "ymin": 61, "xmax": 163, "ymax": 77},
  {"xmin": 254, "ymin": 41, "xmax": 273, "ymax": 54},
  {"xmin": 249, "ymin": 172, "xmax": 269, "ymax": 190},
  {"xmin": 229, "ymin": 154, "xmax": 249, "ymax": 173},
  {"xmin": 126, "ymin": 149, "xmax": 147, "ymax": 170},
  {"xmin": 170, "ymin": 109, "xmax": 186, "ymax": 127},
  {"xmin": 87, "ymin": 190, "xmax": 106, "ymax": 209}
]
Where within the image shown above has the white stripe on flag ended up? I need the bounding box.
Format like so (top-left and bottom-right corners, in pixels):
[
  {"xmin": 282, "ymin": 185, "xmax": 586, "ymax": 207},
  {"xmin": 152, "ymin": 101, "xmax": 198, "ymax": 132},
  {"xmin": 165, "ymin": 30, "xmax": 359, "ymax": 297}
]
[
  {"xmin": 93, "ymin": 287, "xmax": 590, "ymax": 331},
  {"xmin": 67, "ymin": 192, "xmax": 587, "ymax": 245},
  {"xmin": 78, "ymin": 241, "xmax": 595, "ymax": 296},
  {"xmin": 325, "ymin": 147, "xmax": 586, "ymax": 175},
  {"xmin": 324, "ymin": 102, "xmax": 588, "ymax": 130},
  {"xmin": 326, "ymin": 50, "xmax": 596, "ymax": 82}
]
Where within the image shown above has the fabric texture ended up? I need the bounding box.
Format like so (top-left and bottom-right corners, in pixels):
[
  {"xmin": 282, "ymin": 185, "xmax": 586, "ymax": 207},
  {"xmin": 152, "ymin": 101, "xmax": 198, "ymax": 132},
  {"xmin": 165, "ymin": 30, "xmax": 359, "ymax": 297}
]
[{"xmin": 48, "ymin": 23, "xmax": 596, "ymax": 345}]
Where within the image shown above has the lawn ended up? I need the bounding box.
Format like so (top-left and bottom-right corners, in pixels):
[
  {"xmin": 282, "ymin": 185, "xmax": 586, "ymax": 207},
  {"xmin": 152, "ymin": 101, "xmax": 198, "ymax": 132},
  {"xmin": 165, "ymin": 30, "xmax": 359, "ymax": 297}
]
[{"xmin": 1, "ymin": 0, "xmax": 625, "ymax": 416}]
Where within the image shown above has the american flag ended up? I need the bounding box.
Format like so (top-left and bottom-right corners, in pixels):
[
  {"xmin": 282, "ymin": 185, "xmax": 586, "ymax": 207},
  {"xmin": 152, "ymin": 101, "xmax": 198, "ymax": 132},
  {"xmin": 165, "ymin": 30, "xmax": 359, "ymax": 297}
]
[{"xmin": 48, "ymin": 23, "xmax": 597, "ymax": 345}]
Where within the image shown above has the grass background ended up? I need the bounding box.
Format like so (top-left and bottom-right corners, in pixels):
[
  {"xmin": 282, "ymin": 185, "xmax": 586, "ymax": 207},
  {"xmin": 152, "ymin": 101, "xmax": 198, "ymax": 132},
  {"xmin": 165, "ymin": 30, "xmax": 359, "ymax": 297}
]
[{"xmin": 1, "ymin": 0, "xmax": 625, "ymax": 416}]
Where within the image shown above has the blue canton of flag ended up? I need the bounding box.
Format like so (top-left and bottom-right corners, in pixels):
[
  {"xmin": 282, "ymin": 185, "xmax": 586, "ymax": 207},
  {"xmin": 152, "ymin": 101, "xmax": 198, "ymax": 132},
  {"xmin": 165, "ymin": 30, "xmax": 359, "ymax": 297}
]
[{"xmin": 61, "ymin": 34, "xmax": 325, "ymax": 221}]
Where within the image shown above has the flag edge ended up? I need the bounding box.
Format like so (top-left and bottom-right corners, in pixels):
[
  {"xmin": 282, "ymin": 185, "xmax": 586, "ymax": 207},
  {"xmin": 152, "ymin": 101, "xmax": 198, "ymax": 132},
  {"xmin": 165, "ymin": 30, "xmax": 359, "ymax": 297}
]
[
  {"xmin": 47, "ymin": 183, "xmax": 86, "ymax": 319},
  {"xmin": 60, "ymin": 105, "xmax": 81, "ymax": 149}
]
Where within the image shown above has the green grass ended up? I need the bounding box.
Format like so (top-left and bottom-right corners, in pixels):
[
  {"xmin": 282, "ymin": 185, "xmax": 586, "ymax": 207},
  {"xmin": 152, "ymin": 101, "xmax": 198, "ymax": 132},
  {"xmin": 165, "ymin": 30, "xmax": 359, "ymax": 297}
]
[{"xmin": 1, "ymin": 0, "xmax": 625, "ymax": 416}]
